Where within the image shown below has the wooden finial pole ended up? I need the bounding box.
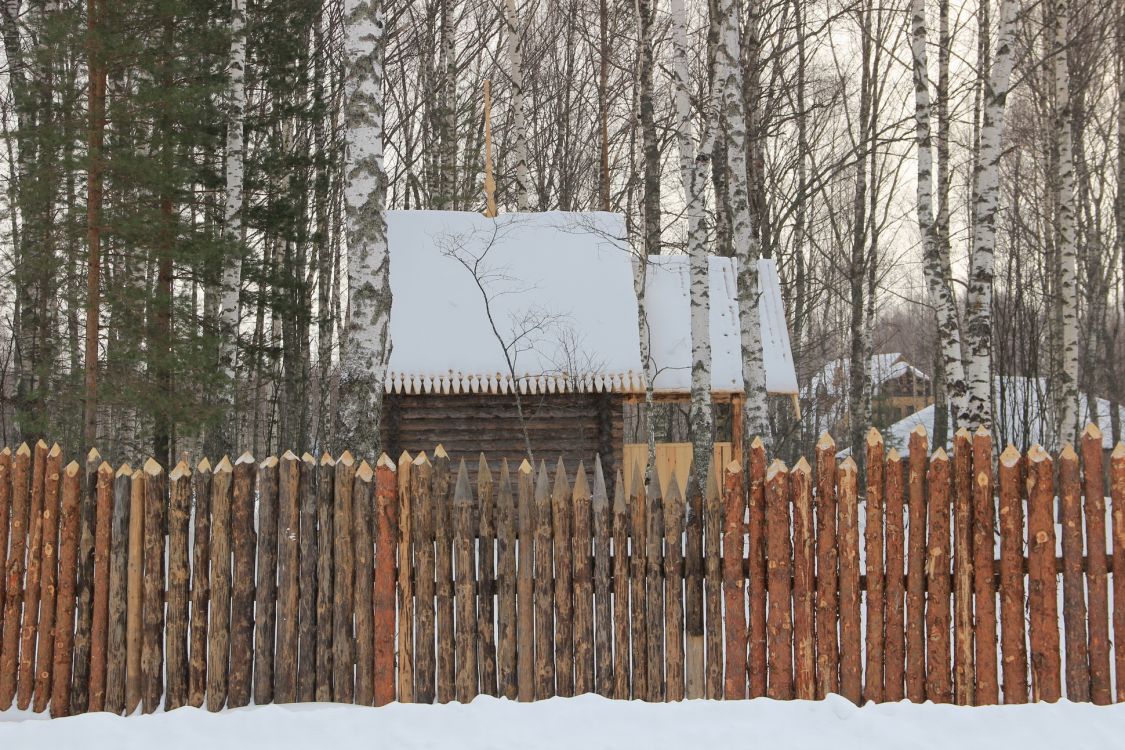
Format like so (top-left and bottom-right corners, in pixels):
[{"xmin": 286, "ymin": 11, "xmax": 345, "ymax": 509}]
[{"xmin": 483, "ymin": 79, "xmax": 498, "ymax": 218}]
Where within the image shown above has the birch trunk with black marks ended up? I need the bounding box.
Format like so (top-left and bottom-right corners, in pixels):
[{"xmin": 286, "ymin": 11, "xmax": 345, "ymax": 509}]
[
  {"xmin": 503, "ymin": 0, "xmax": 531, "ymax": 210},
  {"xmin": 635, "ymin": 0, "xmax": 660, "ymax": 256}
]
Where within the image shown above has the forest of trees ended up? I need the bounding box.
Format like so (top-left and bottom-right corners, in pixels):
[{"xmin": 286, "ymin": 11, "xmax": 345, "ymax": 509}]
[{"xmin": 0, "ymin": 0, "xmax": 1120, "ymax": 467}]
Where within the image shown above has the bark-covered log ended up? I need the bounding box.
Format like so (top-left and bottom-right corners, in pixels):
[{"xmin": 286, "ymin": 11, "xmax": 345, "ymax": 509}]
[
  {"xmin": 432, "ymin": 447, "xmax": 454, "ymax": 704},
  {"xmin": 591, "ymin": 459, "xmax": 611, "ymax": 697},
  {"xmin": 141, "ymin": 459, "xmax": 166, "ymax": 714},
  {"xmin": 925, "ymin": 449, "xmax": 952, "ymax": 704},
  {"xmin": 644, "ymin": 471, "xmax": 664, "ymax": 702},
  {"xmin": 352, "ymin": 460, "xmax": 375, "ymax": 706},
  {"xmin": 187, "ymin": 459, "xmax": 212, "ymax": 709},
  {"xmin": 814, "ymin": 434, "xmax": 838, "ymax": 699},
  {"xmin": 412, "ymin": 453, "xmax": 435, "ymax": 704},
  {"xmin": 534, "ymin": 462, "xmax": 556, "ymax": 699},
  {"xmin": 972, "ymin": 427, "xmax": 998, "ymax": 705},
  {"xmin": 610, "ymin": 469, "xmax": 630, "ymax": 699},
  {"xmin": 452, "ymin": 460, "xmax": 478, "ymax": 704},
  {"xmin": 997, "ymin": 446, "xmax": 1028, "ymax": 703},
  {"xmin": 253, "ymin": 456, "xmax": 280, "ymax": 705},
  {"xmin": 628, "ymin": 459, "xmax": 648, "ymax": 700},
  {"xmin": 332, "ymin": 452, "xmax": 356, "ymax": 703},
  {"xmin": 496, "ymin": 460, "xmax": 517, "ymax": 700},
  {"xmin": 17, "ymin": 441, "xmax": 48, "ymax": 710},
  {"xmin": 837, "ymin": 457, "xmax": 861, "ymax": 705},
  {"xmin": 572, "ymin": 462, "xmax": 594, "ymax": 696},
  {"xmin": 297, "ymin": 453, "xmax": 318, "ymax": 703},
  {"xmin": 71, "ymin": 447, "xmax": 99, "ymax": 713},
  {"xmin": 315, "ymin": 453, "xmax": 335, "ymax": 702},
  {"xmin": 951, "ymin": 429, "xmax": 974, "ymax": 705},
  {"xmin": 228, "ymin": 453, "xmax": 257, "ymax": 708},
  {"xmin": 746, "ymin": 438, "xmax": 767, "ymax": 698},
  {"xmin": 551, "ymin": 458, "xmax": 574, "ymax": 697},
  {"xmin": 395, "ymin": 451, "xmax": 414, "ymax": 703},
  {"xmin": 275, "ymin": 452, "xmax": 301, "ymax": 704},
  {"xmin": 50, "ymin": 461, "xmax": 81, "ymax": 717},
  {"xmin": 863, "ymin": 429, "xmax": 885, "ymax": 703},
  {"xmin": 1082, "ymin": 426, "xmax": 1110, "ymax": 705},
  {"xmin": 791, "ymin": 457, "xmax": 815, "ymax": 700},
  {"xmin": 721, "ymin": 460, "xmax": 746, "ymax": 700},
  {"xmin": 206, "ymin": 458, "xmax": 233, "ymax": 711},
  {"xmin": 683, "ymin": 467, "xmax": 704, "ymax": 701},
  {"xmin": 905, "ymin": 427, "xmax": 928, "ymax": 702},
  {"xmin": 88, "ymin": 458, "xmax": 114, "ymax": 712},
  {"xmin": 1059, "ymin": 444, "xmax": 1089, "ymax": 701},
  {"xmin": 765, "ymin": 460, "xmax": 793, "ymax": 700},
  {"xmin": 884, "ymin": 449, "xmax": 906, "ymax": 702},
  {"xmin": 1110, "ymin": 444, "xmax": 1125, "ymax": 703},
  {"xmin": 32, "ymin": 445, "xmax": 62, "ymax": 713},
  {"xmin": 703, "ymin": 462, "xmax": 723, "ymax": 700},
  {"xmin": 0, "ymin": 450, "xmax": 9, "ymax": 681},
  {"xmin": 663, "ymin": 471, "xmax": 685, "ymax": 702},
  {"xmin": 125, "ymin": 468, "xmax": 145, "ymax": 714},
  {"xmin": 516, "ymin": 459, "xmax": 534, "ymax": 702},
  {"xmin": 476, "ymin": 455, "xmax": 497, "ymax": 698},
  {"xmin": 373, "ymin": 455, "xmax": 398, "ymax": 706},
  {"xmin": 1026, "ymin": 445, "xmax": 1060, "ymax": 702},
  {"xmin": 1, "ymin": 444, "xmax": 30, "ymax": 711},
  {"xmin": 164, "ymin": 460, "xmax": 192, "ymax": 711}
]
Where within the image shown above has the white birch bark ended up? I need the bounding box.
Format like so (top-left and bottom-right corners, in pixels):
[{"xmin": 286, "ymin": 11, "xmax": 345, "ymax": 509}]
[
  {"xmin": 503, "ymin": 0, "xmax": 532, "ymax": 211},
  {"xmin": 963, "ymin": 0, "xmax": 1017, "ymax": 432},
  {"xmin": 340, "ymin": 0, "xmax": 393, "ymax": 456},
  {"xmin": 671, "ymin": 0, "xmax": 714, "ymax": 494},
  {"xmin": 909, "ymin": 0, "xmax": 969, "ymax": 429},
  {"xmin": 714, "ymin": 0, "xmax": 769, "ymax": 449},
  {"xmin": 1052, "ymin": 0, "xmax": 1079, "ymax": 447},
  {"xmin": 632, "ymin": 256, "xmax": 657, "ymax": 478}
]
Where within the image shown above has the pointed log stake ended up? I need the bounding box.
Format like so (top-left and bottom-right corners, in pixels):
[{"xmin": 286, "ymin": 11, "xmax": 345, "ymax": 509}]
[
  {"xmin": 610, "ymin": 468, "xmax": 630, "ymax": 700},
  {"xmin": 253, "ymin": 456, "xmax": 280, "ymax": 706},
  {"xmin": 0, "ymin": 450, "xmax": 9, "ymax": 674},
  {"xmin": 837, "ymin": 456, "xmax": 861, "ymax": 705},
  {"xmin": 17, "ymin": 441, "xmax": 48, "ymax": 711},
  {"xmin": 228, "ymin": 453, "xmax": 257, "ymax": 708},
  {"xmin": 551, "ymin": 458, "xmax": 574, "ymax": 697},
  {"xmin": 572, "ymin": 462, "xmax": 594, "ymax": 696},
  {"xmin": 765, "ymin": 459, "xmax": 793, "ymax": 700},
  {"xmin": 275, "ymin": 451, "xmax": 301, "ymax": 704},
  {"xmin": 951, "ymin": 428, "xmax": 974, "ymax": 706},
  {"xmin": 432, "ymin": 447, "xmax": 455, "ymax": 705},
  {"xmin": 644, "ymin": 468, "xmax": 664, "ymax": 702},
  {"xmin": 373, "ymin": 454, "xmax": 399, "ymax": 706},
  {"xmin": 515, "ymin": 459, "xmax": 534, "ymax": 702},
  {"xmin": 476, "ymin": 455, "xmax": 497, "ymax": 698},
  {"xmin": 925, "ymin": 448, "xmax": 952, "ymax": 704},
  {"xmin": 1026, "ymin": 445, "xmax": 1060, "ymax": 702},
  {"xmin": 664, "ymin": 470, "xmax": 685, "ymax": 702},
  {"xmin": 972, "ymin": 427, "xmax": 998, "ymax": 705},
  {"xmin": 297, "ymin": 452, "xmax": 319, "ymax": 703},
  {"xmin": 905, "ymin": 426, "xmax": 928, "ymax": 702},
  {"xmin": 187, "ymin": 459, "xmax": 212, "ymax": 709},
  {"xmin": 314, "ymin": 452, "xmax": 336, "ymax": 702},
  {"xmin": 164, "ymin": 460, "xmax": 192, "ymax": 711},
  {"xmin": 32, "ymin": 445, "xmax": 62, "ymax": 713},
  {"xmin": 125, "ymin": 468, "xmax": 145, "ymax": 714},
  {"xmin": 206, "ymin": 457, "xmax": 233, "ymax": 712},
  {"xmin": 591, "ymin": 459, "xmax": 612, "ymax": 697},
  {"xmin": 1058, "ymin": 443, "xmax": 1089, "ymax": 702},
  {"xmin": 791, "ymin": 457, "xmax": 815, "ymax": 701},
  {"xmin": 88, "ymin": 458, "xmax": 115, "ymax": 711},
  {"xmin": 864, "ymin": 428, "xmax": 885, "ymax": 704},
  {"xmin": 683, "ymin": 461, "xmax": 704, "ymax": 701},
  {"xmin": 0, "ymin": 444, "xmax": 30, "ymax": 711},
  {"xmin": 453, "ymin": 459, "xmax": 478, "ymax": 704},
  {"xmin": 534, "ymin": 461, "xmax": 556, "ymax": 699},
  {"xmin": 72, "ymin": 446, "xmax": 99, "ymax": 713},
  {"xmin": 703, "ymin": 460, "xmax": 724, "ymax": 700},
  {"xmin": 884, "ymin": 448, "xmax": 906, "ymax": 702},
  {"xmin": 50, "ymin": 461, "xmax": 81, "ymax": 717},
  {"xmin": 331, "ymin": 451, "xmax": 356, "ymax": 704},
  {"xmin": 496, "ymin": 460, "xmax": 518, "ymax": 700},
  {"xmin": 412, "ymin": 452, "xmax": 436, "ymax": 704},
  {"xmin": 721, "ymin": 460, "xmax": 747, "ymax": 700},
  {"xmin": 628, "ymin": 458, "xmax": 648, "ymax": 700},
  {"xmin": 352, "ymin": 460, "xmax": 375, "ymax": 706},
  {"xmin": 1082, "ymin": 426, "xmax": 1111, "ymax": 705},
  {"xmin": 395, "ymin": 451, "xmax": 414, "ymax": 703},
  {"xmin": 141, "ymin": 458, "xmax": 166, "ymax": 714},
  {"xmin": 1111, "ymin": 443, "xmax": 1125, "ymax": 703},
  {"xmin": 814, "ymin": 433, "xmax": 838, "ymax": 699},
  {"xmin": 746, "ymin": 438, "xmax": 767, "ymax": 698},
  {"xmin": 997, "ymin": 445, "xmax": 1028, "ymax": 703}
]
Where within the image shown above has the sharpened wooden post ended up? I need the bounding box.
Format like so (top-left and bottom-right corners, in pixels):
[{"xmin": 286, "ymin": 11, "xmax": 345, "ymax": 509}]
[
  {"xmin": 228, "ymin": 453, "xmax": 257, "ymax": 708},
  {"xmin": 352, "ymin": 460, "xmax": 375, "ymax": 706},
  {"xmin": 453, "ymin": 460, "xmax": 478, "ymax": 703},
  {"xmin": 275, "ymin": 451, "xmax": 301, "ymax": 704},
  {"xmin": 476, "ymin": 455, "xmax": 497, "ymax": 698},
  {"xmin": 187, "ymin": 459, "xmax": 212, "ymax": 709},
  {"xmin": 610, "ymin": 469, "xmax": 630, "ymax": 699},
  {"xmin": 32, "ymin": 445, "xmax": 62, "ymax": 713},
  {"xmin": 1, "ymin": 444, "xmax": 31, "ymax": 711},
  {"xmin": 125, "ymin": 468, "xmax": 144, "ymax": 714},
  {"xmin": 951, "ymin": 429, "xmax": 974, "ymax": 706},
  {"xmin": 791, "ymin": 457, "xmax": 815, "ymax": 700},
  {"xmin": 413, "ymin": 453, "xmax": 435, "ymax": 704},
  {"xmin": 703, "ymin": 462, "xmax": 723, "ymax": 700},
  {"xmin": 253, "ymin": 456, "xmax": 280, "ymax": 706},
  {"xmin": 298, "ymin": 453, "xmax": 318, "ymax": 703},
  {"xmin": 837, "ymin": 457, "xmax": 861, "ymax": 705},
  {"xmin": 0, "ymin": 450, "xmax": 9, "ymax": 679},
  {"xmin": 332, "ymin": 451, "xmax": 356, "ymax": 704},
  {"xmin": 1111, "ymin": 443, "xmax": 1125, "ymax": 702},
  {"xmin": 432, "ymin": 447, "xmax": 454, "ymax": 704},
  {"xmin": 747, "ymin": 438, "xmax": 767, "ymax": 698},
  {"xmin": 572, "ymin": 462, "xmax": 594, "ymax": 695},
  {"xmin": 141, "ymin": 458, "xmax": 166, "ymax": 714},
  {"xmin": 534, "ymin": 461, "xmax": 556, "ymax": 699},
  {"xmin": 905, "ymin": 427, "xmax": 928, "ymax": 702},
  {"xmin": 864, "ymin": 429, "xmax": 885, "ymax": 704},
  {"xmin": 628, "ymin": 460, "xmax": 648, "ymax": 700},
  {"xmin": 105, "ymin": 463, "xmax": 134, "ymax": 714},
  {"xmin": 551, "ymin": 459, "xmax": 574, "ymax": 697},
  {"xmin": 814, "ymin": 433, "xmax": 838, "ymax": 699},
  {"xmin": 88, "ymin": 458, "xmax": 114, "ymax": 712},
  {"xmin": 664, "ymin": 471, "xmax": 685, "ymax": 702},
  {"xmin": 516, "ymin": 459, "xmax": 534, "ymax": 702},
  {"xmin": 884, "ymin": 449, "xmax": 906, "ymax": 702},
  {"xmin": 206, "ymin": 457, "xmax": 233, "ymax": 711},
  {"xmin": 72, "ymin": 447, "xmax": 98, "ymax": 713},
  {"xmin": 684, "ymin": 464, "xmax": 704, "ymax": 700},
  {"xmin": 721, "ymin": 460, "xmax": 746, "ymax": 700},
  {"xmin": 374, "ymin": 454, "xmax": 398, "ymax": 706},
  {"xmin": 925, "ymin": 448, "xmax": 952, "ymax": 704},
  {"xmin": 765, "ymin": 459, "xmax": 793, "ymax": 700},
  {"xmin": 998, "ymin": 445, "xmax": 1028, "ymax": 703},
  {"xmin": 50, "ymin": 461, "xmax": 81, "ymax": 717},
  {"xmin": 1026, "ymin": 445, "xmax": 1060, "ymax": 702},
  {"xmin": 1082, "ymin": 426, "xmax": 1111, "ymax": 705},
  {"xmin": 17, "ymin": 441, "xmax": 48, "ymax": 711},
  {"xmin": 315, "ymin": 453, "xmax": 335, "ymax": 702},
  {"xmin": 644, "ymin": 470, "xmax": 664, "ymax": 702},
  {"xmin": 395, "ymin": 451, "xmax": 414, "ymax": 703},
  {"xmin": 1059, "ymin": 444, "xmax": 1089, "ymax": 702},
  {"xmin": 591, "ymin": 459, "xmax": 612, "ymax": 697},
  {"xmin": 972, "ymin": 427, "xmax": 998, "ymax": 705},
  {"xmin": 164, "ymin": 460, "xmax": 192, "ymax": 711},
  {"xmin": 497, "ymin": 460, "xmax": 518, "ymax": 700}
]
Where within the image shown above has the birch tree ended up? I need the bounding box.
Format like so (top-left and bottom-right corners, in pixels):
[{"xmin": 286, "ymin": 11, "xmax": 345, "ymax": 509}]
[
  {"xmin": 635, "ymin": 0, "xmax": 661, "ymax": 255},
  {"xmin": 670, "ymin": 0, "xmax": 713, "ymax": 494},
  {"xmin": 339, "ymin": 0, "xmax": 393, "ymax": 457},
  {"xmin": 503, "ymin": 0, "xmax": 532, "ymax": 210},
  {"xmin": 963, "ymin": 0, "xmax": 1018, "ymax": 432}
]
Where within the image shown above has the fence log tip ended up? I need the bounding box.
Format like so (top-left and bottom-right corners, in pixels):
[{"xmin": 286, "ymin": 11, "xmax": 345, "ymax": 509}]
[
  {"xmin": 34, "ymin": 437, "xmax": 48, "ymax": 450},
  {"xmin": 725, "ymin": 459, "xmax": 742, "ymax": 474},
  {"xmin": 48, "ymin": 442, "xmax": 61, "ymax": 457},
  {"xmin": 1082, "ymin": 423, "xmax": 1102, "ymax": 440},
  {"xmin": 377, "ymin": 453, "xmax": 397, "ymax": 470},
  {"xmin": 398, "ymin": 450, "xmax": 412, "ymax": 465},
  {"xmin": 766, "ymin": 458, "xmax": 788, "ymax": 480},
  {"xmin": 954, "ymin": 427, "xmax": 971, "ymax": 440},
  {"xmin": 518, "ymin": 458, "xmax": 532, "ymax": 474},
  {"xmin": 477, "ymin": 452, "xmax": 490, "ymax": 475},
  {"xmin": 553, "ymin": 459, "xmax": 570, "ymax": 492},
  {"xmin": 865, "ymin": 427, "xmax": 883, "ymax": 445},
  {"xmin": 413, "ymin": 452, "xmax": 431, "ymax": 467},
  {"xmin": 816, "ymin": 432, "xmax": 834, "ymax": 450},
  {"xmin": 974, "ymin": 425, "xmax": 991, "ymax": 437},
  {"xmin": 170, "ymin": 460, "xmax": 192, "ymax": 480},
  {"xmin": 612, "ymin": 470, "xmax": 626, "ymax": 510},
  {"xmin": 260, "ymin": 455, "xmax": 279, "ymax": 469},
  {"xmin": 573, "ymin": 463, "xmax": 590, "ymax": 498},
  {"xmin": 750, "ymin": 436, "xmax": 765, "ymax": 450},
  {"xmin": 1028, "ymin": 444, "xmax": 1049, "ymax": 463},
  {"xmin": 535, "ymin": 462, "xmax": 551, "ymax": 495},
  {"xmin": 301, "ymin": 452, "xmax": 316, "ymax": 465},
  {"xmin": 215, "ymin": 456, "xmax": 233, "ymax": 473},
  {"xmin": 1111, "ymin": 443, "xmax": 1124, "ymax": 459},
  {"xmin": 281, "ymin": 449, "xmax": 298, "ymax": 461},
  {"xmin": 434, "ymin": 444, "xmax": 448, "ymax": 459},
  {"xmin": 1059, "ymin": 444, "xmax": 1077, "ymax": 461},
  {"xmin": 235, "ymin": 451, "xmax": 255, "ymax": 465},
  {"xmin": 839, "ymin": 456, "xmax": 857, "ymax": 472},
  {"xmin": 911, "ymin": 424, "xmax": 927, "ymax": 437},
  {"xmin": 338, "ymin": 450, "xmax": 355, "ymax": 466},
  {"xmin": 83, "ymin": 445, "xmax": 97, "ymax": 460},
  {"xmin": 886, "ymin": 448, "xmax": 901, "ymax": 462},
  {"xmin": 97, "ymin": 460, "xmax": 114, "ymax": 475},
  {"xmin": 17, "ymin": 442, "xmax": 31, "ymax": 456},
  {"xmin": 356, "ymin": 461, "xmax": 374, "ymax": 481},
  {"xmin": 117, "ymin": 462, "xmax": 134, "ymax": 477},
  {"xmin": 931, "ymin": 447, "xmax": 948, "ymax": 462},
  {"xmin": 454, "ymin": 461, "xmax": 472, "ymax": 504},
  {"xmin": 65, "ymin": 460, "xmax": 80, "ymax": 476},
  {"xmin": 792, "ymin": 456, "xmax": 811, "ymax": 474},
  {"xmin": 197, "ymin": 457, "xmax": 211, "ymax": 472}
]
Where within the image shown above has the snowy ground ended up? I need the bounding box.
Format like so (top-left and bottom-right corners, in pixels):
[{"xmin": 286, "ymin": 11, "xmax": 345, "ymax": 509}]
[{"xmin": 2, "ymin": 694, "xmax": 1123, "ymax": 750}]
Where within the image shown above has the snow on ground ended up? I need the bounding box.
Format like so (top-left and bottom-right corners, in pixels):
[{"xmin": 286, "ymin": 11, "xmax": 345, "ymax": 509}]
[{"xmin": 2, "ymin": 694, "xmax": 1123, "ymax": 750}]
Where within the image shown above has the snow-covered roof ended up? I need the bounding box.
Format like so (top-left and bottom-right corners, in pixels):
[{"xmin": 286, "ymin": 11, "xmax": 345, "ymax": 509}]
[
  {"xmin": 642, "ymin": 256, "xmax": 798, "ymax": 395},
  {"xmin": 384, "ymin": 210, "xmax": 798, "ymax": 396},
  {"xmin": 808, "ymin": 352, "xmax": 928, "ymax": 400}
]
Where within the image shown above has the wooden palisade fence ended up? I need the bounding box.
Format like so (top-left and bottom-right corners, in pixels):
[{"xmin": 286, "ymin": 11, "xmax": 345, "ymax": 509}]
[{"xmin": 1, "ymin": 424, "xmax": 1124, "ymax": 716}]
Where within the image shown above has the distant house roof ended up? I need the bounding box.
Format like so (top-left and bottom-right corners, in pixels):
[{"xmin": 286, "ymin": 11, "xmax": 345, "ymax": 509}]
[
  {"xmin": 807, "ymin": 352, "xmax": 929, "ymax": 401},
  {"xmin": 384, "ymin": 210, "xmax": 798, "ymax": 397}
]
